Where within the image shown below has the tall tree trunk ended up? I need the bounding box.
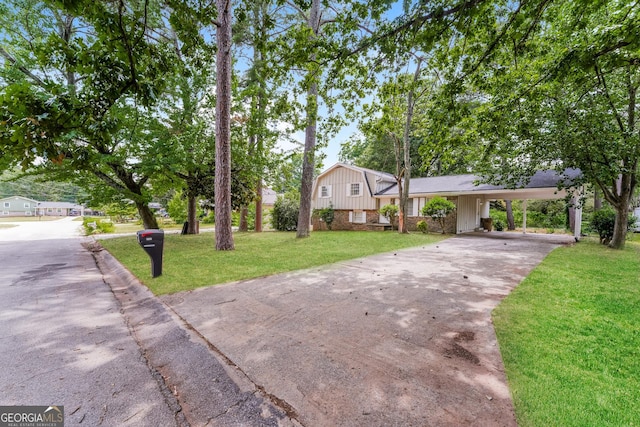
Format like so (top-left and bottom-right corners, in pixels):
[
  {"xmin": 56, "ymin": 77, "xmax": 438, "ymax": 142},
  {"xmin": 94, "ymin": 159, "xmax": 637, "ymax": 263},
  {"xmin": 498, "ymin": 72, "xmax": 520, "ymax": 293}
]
[
  {"xmin": 187, "ymin": 193, "xmax": 198, "ymax": 234},
  {"xmin": 253, "ymin": 3, "xmax": 266, "ymax": 233},
  {"xmin": 296, "ymin": 0, "xmax": 320, "ymax": 239},
  {"xmin": 398, "ymin": 61, "xmax": 421, "ymax": 234},
  {"xmin": 255, "ymin": 179, "xmax": 263, "ymax": 232},
  {"xmin": 239, "ymin": 206, "xmax": 249, "ymax": 231},
  {"xmin": 214, "ymin": 0, "xmax": 234, "ymax": 250},
  {"xmin": 611, "ymin": 203, "xmax": 630, "ymax": 249},
  {"xmin": 136, "ymin": 201, "xmax": 159, "ymax": 229},
  {"xmin": 600, "ymin": 170, "xmax": 636, "ymax": 249},
  {"xmin": 296, "ymin": 80, "xmax": 317, "ymax": 238},
  {"xmin": 609, "ymin": 70, "xmax": 638, "ymax": 249},
  {"xmin": 505, "ymin": 199, "xmax": 515, "ymax": 230}
]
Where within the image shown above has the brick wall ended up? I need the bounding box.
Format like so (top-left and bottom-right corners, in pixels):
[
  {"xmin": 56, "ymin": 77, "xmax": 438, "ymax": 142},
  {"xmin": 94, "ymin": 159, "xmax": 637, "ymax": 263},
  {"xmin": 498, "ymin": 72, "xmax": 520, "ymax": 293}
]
[
  {"xmin": 313, "ymin": 209, "xmax": 457, "ymax": 233},
  {"xmin": 405, "ymin": 213, "xmax": 457, "ymax": 234},
  {"xmin": 312, "ymin": 210, "xmax": 379, "ymax": 231}
]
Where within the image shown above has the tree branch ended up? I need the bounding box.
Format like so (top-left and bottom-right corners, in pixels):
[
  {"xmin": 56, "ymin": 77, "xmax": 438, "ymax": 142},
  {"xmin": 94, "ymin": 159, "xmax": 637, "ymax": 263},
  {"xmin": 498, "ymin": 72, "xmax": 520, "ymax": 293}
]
[
  {"xmin": 346, "ymin": 0, "xmax": 488, "ymax": 59},
  {"xmin": 594, "ymin": 60, "xmax": 626, "ymax": 135},
  {"xmin": 0, "ymin": 46, "xmax": 47, "ymax": 88}
]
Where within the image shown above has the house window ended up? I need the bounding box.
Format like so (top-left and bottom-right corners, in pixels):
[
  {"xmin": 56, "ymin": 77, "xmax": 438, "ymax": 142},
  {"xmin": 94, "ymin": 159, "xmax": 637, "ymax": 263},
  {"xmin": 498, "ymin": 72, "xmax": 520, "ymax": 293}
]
[
  {"xmin": 2, "ymin": 211, "xmax": 8, "ymax": 215},
  {"xmin": 25, "ymin": 211, "xmax": 32, "ymax": 216},
  {"xmin": 3, "ymin": 202, "xmax": 9, "ymax": 208},
  {"xmin": 320, "ymin": 185, "xmax": 332, "ymax": 198},
  {"xmin": 350, "ymin": 211, "xmax": 366, "ymax": 224},
  {"xmin": 407, "ymin": 198, "xmax": 414, "ymax": 216},
  {"xmin": 24, "ymin": 203, "xmax": 30, "ymax": 208},
  {"xmin": 57, "ymin": 208, "xmax": 62, "ymax": 213},
  {"xmin": 47, "ymin": 208, "xmax": 52, "ymax": 213},
  {"xmin": 347, "ymin": 182, "xmax": 362, "ymax": 197}
]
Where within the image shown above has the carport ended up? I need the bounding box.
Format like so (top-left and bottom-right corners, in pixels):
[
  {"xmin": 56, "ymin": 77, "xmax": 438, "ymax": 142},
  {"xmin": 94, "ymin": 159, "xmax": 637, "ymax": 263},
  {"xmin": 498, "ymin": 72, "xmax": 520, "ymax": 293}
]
[{"xmin": 379, "ymin": 169, "xmax": 583, "ymax": 239}]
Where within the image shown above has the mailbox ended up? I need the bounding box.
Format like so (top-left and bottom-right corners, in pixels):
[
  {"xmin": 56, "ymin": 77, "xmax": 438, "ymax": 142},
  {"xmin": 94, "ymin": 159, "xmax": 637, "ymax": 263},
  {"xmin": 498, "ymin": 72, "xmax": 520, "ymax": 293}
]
[{"xmin": 136, "ymin": 229, "xmax": 164, "ymax": 278}]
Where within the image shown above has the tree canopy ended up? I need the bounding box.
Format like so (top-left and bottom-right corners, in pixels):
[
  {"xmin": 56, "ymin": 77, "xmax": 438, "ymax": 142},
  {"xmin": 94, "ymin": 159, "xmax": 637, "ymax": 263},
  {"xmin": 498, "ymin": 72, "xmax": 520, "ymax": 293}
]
[{"xmin": 1, "ymin": 0, "xmax": 637, "ymax": 249}]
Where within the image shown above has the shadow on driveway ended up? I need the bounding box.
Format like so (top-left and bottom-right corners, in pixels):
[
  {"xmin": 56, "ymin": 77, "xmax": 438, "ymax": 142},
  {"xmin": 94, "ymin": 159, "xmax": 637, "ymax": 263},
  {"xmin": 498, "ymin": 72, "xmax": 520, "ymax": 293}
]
[{"xmin": 162, "ymin": 233, "xmax": 574, "ymax": 427}]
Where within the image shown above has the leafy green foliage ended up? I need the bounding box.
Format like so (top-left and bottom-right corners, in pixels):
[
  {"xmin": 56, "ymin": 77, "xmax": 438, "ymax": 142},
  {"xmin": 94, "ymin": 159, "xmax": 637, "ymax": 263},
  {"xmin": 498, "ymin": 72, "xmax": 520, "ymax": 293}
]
[
  {"xmin": 83, "ymin": 217, "xmax": 115, "ymax": 235},
  {"xmin": 379, "ymin": 203, "xmax": 399, "ymax": 230},
  {"xmin": 416, "ymin": 219, "xmax": 428, "ymax": 233},
  {"xmin": 422, "ymin": 196, "xmax": 455, "ymax": 234},
  {"xmin": 590, "ymin": 207, "xmax": 636, "ymax": 246},
  {"xmin": 313, "ymin": 204, "xmax": 335, "ymax": 230},
  {"xmin": 0, "ymin": 169, "xmax": 85, "ymax": 202},
  {"xmin": 0, "ymin": 0, "xmax": 188, "ymax": 229},
  {"xmin": 271, "ymin": 192, "xmax": 300, "ymax": 231},
  {"xmin": 448, "ymin": 0, "xmax": 640, "ymax": 248},
  {"xmin": 104, "ymin": 201, "xmax": 138, "ymax": 224},
  {"xmin": 490, "ymin": 200, "xmax": 568, "ymax": 230}
]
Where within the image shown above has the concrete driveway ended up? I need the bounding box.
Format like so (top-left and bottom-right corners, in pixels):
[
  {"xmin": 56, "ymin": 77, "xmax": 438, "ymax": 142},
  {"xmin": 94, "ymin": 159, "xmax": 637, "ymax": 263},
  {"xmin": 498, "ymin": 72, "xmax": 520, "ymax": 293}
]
[{"xmin": 162, "ymin": 232, "xmax": 575, "ymax": 427}]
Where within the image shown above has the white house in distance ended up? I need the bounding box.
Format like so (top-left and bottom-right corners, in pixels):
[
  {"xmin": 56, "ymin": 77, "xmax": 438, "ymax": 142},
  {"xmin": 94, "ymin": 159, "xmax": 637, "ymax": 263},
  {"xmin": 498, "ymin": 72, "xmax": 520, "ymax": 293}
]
[{"xmin": 311, "ymin": 163, "xmax": 583, "ymax": 237}]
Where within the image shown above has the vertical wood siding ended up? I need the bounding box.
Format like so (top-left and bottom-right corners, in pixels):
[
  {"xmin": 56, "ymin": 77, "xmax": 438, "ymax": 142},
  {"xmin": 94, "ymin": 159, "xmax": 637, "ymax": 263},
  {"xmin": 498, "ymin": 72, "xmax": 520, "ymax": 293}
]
[
  {"xmin": 313, "ymin": 167, "xmax": 377, "ymax": 210},
  {"xmin": 456, "ymin": 195, "xmax": 479, "ymax": 233}
]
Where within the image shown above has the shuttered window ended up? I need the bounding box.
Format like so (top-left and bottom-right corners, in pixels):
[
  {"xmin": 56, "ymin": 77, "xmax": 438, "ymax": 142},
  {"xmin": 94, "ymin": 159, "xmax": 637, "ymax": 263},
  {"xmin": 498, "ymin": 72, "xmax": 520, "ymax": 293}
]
[
  {"xmin": 346, "ymin": 182, "xmax": 363, "ymax": 197},
  {"xmin": 320, "ymin": 185, "xmax": 332, "ymax": 198}
]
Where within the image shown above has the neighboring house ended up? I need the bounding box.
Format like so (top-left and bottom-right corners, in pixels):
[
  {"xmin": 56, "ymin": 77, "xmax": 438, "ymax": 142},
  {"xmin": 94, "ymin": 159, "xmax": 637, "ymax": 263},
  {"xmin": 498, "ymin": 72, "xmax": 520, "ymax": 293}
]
[
  {"xmin": 36, "ymin": 201, "xmax": 85, "ymax": 217},
  {"xmin": 0, "ymin": 196, "xmax": 39, "ymax": 217},
  {"xmin": 0, "ymin": 196, "xmax": 85, "ymax": 217},
  {"xmin": 261, "ymin": 188, "xmax": 279, "ymax": 208},
  {"xmin": 311, "ymin": 163, "xmax": 583, "ymax": 237}
]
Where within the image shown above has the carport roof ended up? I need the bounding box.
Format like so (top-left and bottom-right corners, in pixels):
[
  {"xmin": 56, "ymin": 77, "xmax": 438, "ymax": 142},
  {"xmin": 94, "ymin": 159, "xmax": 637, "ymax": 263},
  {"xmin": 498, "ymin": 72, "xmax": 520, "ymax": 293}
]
[{"xmin": 376, "ymin": 169, "xmax": 582, "ymax": 199}]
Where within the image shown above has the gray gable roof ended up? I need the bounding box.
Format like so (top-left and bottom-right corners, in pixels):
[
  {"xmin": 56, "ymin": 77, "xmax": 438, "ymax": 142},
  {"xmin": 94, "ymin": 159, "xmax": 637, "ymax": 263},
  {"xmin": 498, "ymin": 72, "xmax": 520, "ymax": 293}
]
[
  {"xmin": 37, "ymin": 201, "xmax": 83, "ymax": 209},
  {"xmin": 376, "ymin": 169, "xmax": 581, "ymax": 197}
]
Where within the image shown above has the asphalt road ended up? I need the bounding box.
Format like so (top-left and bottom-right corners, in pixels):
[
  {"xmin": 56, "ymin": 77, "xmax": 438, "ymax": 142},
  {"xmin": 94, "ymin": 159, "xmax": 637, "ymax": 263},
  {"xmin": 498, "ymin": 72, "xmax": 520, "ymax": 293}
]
[
  {"xmin": 1, "ymin": 218, "xmax": 299, "ymax": 427},
  {"xmin": 0, "ymin": 218, "xmax": 183, "ymax": 425}
]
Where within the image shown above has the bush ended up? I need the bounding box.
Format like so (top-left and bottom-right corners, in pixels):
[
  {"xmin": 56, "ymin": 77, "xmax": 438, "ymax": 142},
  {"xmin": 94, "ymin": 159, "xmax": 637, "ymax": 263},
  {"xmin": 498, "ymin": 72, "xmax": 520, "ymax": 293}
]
[
  {"xmin": 590, "ymin": 207, "xmax": 637, "ymax": 245},
  {"xmin": 422, "ymin": 196, "xmax": 456, "ymax": 234},
  {"xmin": 416, "ymin": 220, "xmax": 428, "ymax": 233},
  {"xmin": 379, "ymin": 204, "xmax": 399, "ymax": 230},
  {"xmin": 494, "ymin": 220, "xmax": 505, "ymax": 231},
  {"xmin": 313, "ymin": 205, "xmax": 335, "ymax": 230},
  {"xmin": 271, "ymin": 192, "xmax": 300, "ymax": 231},
  {"xmin": 83, "ymin": 217, "xmax": 115, "ymax": 235}
]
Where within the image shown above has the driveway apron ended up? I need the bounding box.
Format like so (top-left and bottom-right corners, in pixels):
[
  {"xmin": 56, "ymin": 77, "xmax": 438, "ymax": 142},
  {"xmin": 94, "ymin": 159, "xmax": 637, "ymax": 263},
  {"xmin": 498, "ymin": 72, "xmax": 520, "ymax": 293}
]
[{"xmin": 162, "ymin": 233, "xmax": 574, "ymax": 427}]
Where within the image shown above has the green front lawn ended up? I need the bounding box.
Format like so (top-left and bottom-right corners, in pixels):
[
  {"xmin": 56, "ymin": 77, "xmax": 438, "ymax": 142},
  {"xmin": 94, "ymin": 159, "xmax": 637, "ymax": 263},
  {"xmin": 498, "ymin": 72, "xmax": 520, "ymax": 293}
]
[
  {"xmin": 100, "ymin": 231, "xmax": 448, "ymax": 295},
  {"xmin": 493, "ymin": 235, "xmax": 640, "ymax": 426}
]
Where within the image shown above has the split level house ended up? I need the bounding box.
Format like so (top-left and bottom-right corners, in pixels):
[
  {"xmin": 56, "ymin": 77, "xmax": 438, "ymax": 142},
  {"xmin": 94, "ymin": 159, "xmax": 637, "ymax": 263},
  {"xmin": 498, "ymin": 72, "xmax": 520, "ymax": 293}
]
[
  {"xmin": 0, "ymin": 196, "xmax": 84, "ymax": 217},
  {"xmin": 311, "ymin": 163, "xmax": 583, "ymax": 238}
]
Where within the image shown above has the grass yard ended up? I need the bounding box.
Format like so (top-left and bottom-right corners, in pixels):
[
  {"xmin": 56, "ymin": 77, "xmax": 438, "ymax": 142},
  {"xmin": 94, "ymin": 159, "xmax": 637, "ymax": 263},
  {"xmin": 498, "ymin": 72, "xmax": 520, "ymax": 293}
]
[
  {"xmin": 100, "ymin": 231, "xmax": 448, "ymax": 295},
  {"xmin": 493, "ymin": 234, "xmax": 640, "ymax": 426}
]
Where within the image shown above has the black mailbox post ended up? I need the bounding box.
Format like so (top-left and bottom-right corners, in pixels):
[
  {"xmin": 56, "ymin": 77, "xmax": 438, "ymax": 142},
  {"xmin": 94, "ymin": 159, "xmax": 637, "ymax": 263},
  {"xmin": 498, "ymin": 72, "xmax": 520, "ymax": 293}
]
[{"xmin": 136, "ymin": 229, "xmax": 164, "ymax": 278}]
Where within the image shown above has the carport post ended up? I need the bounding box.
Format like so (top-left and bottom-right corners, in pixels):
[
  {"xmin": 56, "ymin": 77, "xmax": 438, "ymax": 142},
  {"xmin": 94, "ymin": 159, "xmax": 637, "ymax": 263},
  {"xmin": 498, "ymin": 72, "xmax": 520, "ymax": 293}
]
[{"xmin": 522, "ymin": 199, "xmax": 527, "ymax": 234}]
